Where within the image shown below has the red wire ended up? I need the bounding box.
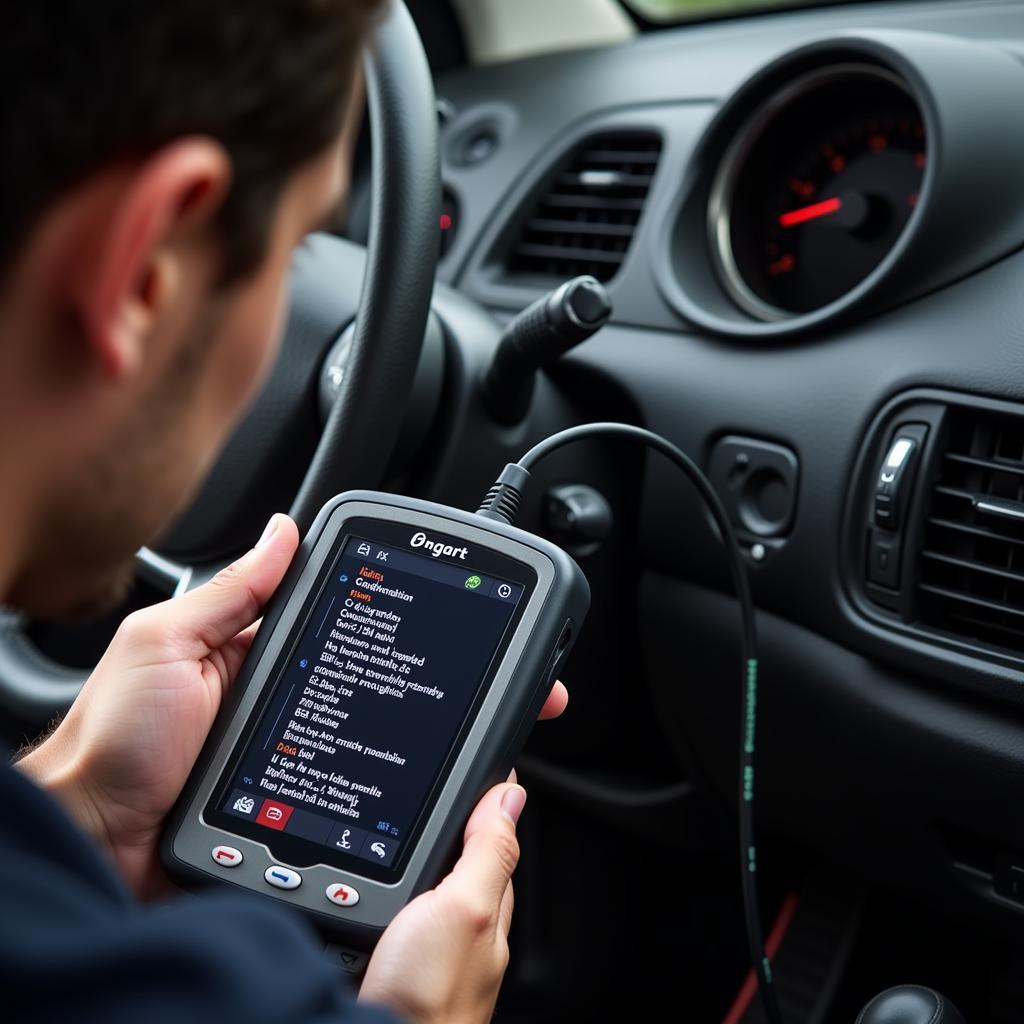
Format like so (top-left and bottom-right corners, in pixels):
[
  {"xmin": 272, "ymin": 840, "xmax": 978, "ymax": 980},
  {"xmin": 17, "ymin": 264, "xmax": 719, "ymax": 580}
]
[{"xmin": 721, "ymin": 892, "xmax": 801, "ymax": 1024}]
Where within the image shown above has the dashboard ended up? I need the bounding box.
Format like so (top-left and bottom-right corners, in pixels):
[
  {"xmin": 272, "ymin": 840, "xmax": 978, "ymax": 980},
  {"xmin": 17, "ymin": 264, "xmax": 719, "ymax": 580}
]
[
  {"xmin": 426, "ymin": 0, "xmax": 1024, "ymax": 932},
  {"xmin": 12, "ymin": 4, "xmax": 1024, "ymax": 1018}
]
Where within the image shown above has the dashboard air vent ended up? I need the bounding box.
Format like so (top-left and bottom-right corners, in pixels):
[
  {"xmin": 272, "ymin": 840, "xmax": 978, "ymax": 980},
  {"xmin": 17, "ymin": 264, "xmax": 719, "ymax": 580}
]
[
  {"xmin": 918, "ymin": 406, "xmax": 1024, "ymax": 654},
  {"xmin": 506, "ymin": 132, "xmax": 662, "ymax": 283}
]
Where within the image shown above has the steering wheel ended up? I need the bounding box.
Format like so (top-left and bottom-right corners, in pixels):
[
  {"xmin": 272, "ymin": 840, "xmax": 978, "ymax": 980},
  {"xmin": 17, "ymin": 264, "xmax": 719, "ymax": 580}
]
[{"xmin": 0, "ymin": 0, "xmax": 439, "ymax": 725}]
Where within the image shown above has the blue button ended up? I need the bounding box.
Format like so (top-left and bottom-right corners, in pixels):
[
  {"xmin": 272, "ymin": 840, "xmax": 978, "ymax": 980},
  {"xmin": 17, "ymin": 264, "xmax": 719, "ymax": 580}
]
[{"xmin": 264, "ymin": 865, "xmax": 301, "ymax": 890}]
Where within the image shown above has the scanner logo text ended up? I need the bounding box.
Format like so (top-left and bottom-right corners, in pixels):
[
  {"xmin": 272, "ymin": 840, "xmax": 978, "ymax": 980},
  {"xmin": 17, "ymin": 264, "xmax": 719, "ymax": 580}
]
[{"xmin": 410, "ymin": 531, "xmax": 469, "ymax": 560}]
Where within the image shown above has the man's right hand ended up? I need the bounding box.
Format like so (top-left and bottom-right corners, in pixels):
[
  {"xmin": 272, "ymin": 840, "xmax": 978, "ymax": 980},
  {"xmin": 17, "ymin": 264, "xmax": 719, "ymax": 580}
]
[{"xmin": 359, "ymin": 780, "xmax": 527, "ymax": 1024}]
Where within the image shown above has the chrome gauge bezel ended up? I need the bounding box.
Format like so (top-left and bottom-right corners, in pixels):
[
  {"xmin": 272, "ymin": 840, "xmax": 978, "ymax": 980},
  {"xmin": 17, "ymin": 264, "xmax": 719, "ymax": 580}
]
[{"xmin": 706, "ymin": 63, "xmax": 920, "ymax": 322}]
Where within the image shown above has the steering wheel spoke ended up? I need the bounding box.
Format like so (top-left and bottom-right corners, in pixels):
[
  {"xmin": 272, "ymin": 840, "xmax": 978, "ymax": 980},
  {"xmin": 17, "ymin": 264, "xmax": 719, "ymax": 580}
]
[{"xmin": 135, "ymin": 548, "xmax": 194, "ymax": 600}]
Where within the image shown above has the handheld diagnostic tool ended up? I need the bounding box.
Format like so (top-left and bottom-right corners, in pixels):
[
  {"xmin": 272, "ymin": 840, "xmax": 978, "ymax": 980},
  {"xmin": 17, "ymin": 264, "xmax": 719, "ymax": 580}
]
[{"xmin": 163, "ymin": 491, "xmax": 589, "ymax": 950}]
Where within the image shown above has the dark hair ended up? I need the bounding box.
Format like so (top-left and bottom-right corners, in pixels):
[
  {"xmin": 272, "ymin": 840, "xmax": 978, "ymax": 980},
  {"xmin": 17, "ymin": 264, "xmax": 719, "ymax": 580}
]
[{"xmin": 0, "ymin": 0, "xmax": 382, "ymax": 281}]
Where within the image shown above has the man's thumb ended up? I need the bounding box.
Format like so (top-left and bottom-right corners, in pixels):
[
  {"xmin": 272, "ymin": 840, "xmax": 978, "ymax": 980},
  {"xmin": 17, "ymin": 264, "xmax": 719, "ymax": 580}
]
[
  {"xmin": 158, "ymin": 513, "xmax": 300, "ymax": 657},
  {"xmin": 447, "ymin": 782, "xmax": 525, "ymax": 908}
]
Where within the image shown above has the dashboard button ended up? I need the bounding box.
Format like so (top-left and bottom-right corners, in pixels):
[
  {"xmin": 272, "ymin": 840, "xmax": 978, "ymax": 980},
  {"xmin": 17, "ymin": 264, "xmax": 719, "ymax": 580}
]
[
  {"xmin": 211, "ymin": 845, "xmax": 243, "ymax": 868},
  {"xmin": 264, "ymin": 865, "xmax": 301, "ymax": 890},
  {"xmin": 873, "ymin": 493, "xmax": 894, "ymax": 527},
  {"xmin": 326, "ymin": 882, "xmax": 361, "ymax": 908},
  {"xmin": 872, "ymin": 427, "xmax": 927, "ymax": 531},
  {"xmin": 867, "ymin": 528, "xmax": 901, "ymax": 589}
]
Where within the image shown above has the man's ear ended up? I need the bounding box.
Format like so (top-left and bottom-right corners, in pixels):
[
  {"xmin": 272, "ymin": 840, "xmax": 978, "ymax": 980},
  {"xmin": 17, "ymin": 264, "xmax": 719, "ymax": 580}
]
[{"xmin": 69, "ymin": 138, "xmax": 232, "ymax": 380}]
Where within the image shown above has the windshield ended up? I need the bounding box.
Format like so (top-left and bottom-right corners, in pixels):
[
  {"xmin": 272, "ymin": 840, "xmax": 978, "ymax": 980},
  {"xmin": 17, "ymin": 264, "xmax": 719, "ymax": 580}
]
[{"xmin": 623, "ymin": 0, "xmax": 882, "ymax": 24}]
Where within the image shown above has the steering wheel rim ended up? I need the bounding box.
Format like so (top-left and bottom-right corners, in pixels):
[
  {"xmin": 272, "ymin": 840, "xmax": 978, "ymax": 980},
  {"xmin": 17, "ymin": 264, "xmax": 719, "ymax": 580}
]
[
  {"xmin": 0, "ymin": 0, "xmax": 439, "ymax": 725},
  {"xmin": 291, "ymin": 0, "xmax": 439, "ymax": 531}
]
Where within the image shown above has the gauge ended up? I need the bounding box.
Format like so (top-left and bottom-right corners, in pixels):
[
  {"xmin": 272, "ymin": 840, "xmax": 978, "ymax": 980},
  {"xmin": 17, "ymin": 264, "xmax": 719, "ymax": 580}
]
[{"xmin": 709, "ymin": 64, "xmax": 926, "ymax": 320}]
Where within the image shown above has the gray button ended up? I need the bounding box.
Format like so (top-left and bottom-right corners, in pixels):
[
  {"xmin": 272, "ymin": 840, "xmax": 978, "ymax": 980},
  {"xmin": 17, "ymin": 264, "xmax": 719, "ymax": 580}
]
[
  {"xmin": 264, "ymin": 865, "xmax": 301, "ymax": 890},
  {"xmin": 211, "ymin": 845, "xmax": 243, "ymax": 868},
  {"xmin": 358, "ymin": 833, "xmax": 399, "ymax": 867},
  {"xmin": 491, "ymin": 580, "xmax": 521, "ymax": 602},
  {"xmin": 327, "ymin": 822, "xmax": 369, "ymax": 855},
  {"xmin": 325, "ymin": 881, "xmax": 361, "ymax": 907},
  {"xmin": 226, "ymin": 790, "xmax": 258, "ymax": 818}
]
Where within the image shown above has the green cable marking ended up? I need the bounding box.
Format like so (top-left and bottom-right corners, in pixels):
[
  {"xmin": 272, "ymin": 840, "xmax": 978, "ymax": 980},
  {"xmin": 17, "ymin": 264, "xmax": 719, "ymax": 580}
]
[
  {"xmin": 744, "ymin": 658, "xmax": 759, "ymax": 754},
  {"xmin": 746, "ymin": 650, "xmax": 774, "ymax": 1000}
]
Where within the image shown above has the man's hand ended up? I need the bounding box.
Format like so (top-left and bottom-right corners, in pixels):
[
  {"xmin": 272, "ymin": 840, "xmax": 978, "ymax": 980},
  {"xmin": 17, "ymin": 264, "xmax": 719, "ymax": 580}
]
[
  {"xmin": 17, "ymin": 513, "xmax": 302, "ymax": 896},
  {"xmin": 360, "ymin": 777, "xmax": 529, "ymax": 1024},
  {"xmin": 17, "ymin": 512, "xmax": 570, "ymax": 901}
]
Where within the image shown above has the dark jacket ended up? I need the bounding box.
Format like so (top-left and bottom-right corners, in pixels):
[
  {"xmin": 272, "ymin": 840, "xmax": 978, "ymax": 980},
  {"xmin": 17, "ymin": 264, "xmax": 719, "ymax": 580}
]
[{"xmin": 0, "ymin": 761, "xmax": 400, "ymax": 1024}]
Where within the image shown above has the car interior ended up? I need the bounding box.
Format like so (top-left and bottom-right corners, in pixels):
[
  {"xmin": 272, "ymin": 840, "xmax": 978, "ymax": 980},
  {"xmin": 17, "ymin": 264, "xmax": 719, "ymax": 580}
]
[{"xmin": 7, "ymin": 0, "xmax": 1024, "ymax": 1020}]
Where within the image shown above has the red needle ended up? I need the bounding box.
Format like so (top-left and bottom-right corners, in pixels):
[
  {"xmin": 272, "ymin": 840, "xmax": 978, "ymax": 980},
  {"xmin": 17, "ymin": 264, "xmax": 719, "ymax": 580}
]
[{"xmin": 778, "ymin": 196, "xmax": 842, "ymax": 228}]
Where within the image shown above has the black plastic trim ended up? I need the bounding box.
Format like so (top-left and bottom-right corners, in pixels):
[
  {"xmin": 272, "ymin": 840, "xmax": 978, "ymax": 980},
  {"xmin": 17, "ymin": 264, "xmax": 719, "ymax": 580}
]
[{"xmin": 843, "ymin": 388, "xmax": 1024, "ymax": 674}]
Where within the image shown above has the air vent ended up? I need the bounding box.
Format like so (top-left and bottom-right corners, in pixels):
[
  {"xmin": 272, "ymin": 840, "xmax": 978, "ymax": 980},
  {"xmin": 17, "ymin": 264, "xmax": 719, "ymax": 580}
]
[
  {"xmin": 506, "ymin": 132, "xmax": 662, "ymax": 283},
  {"xmin": 918, "ymin": 406, "xmax": 1024, "ymax": 654}
]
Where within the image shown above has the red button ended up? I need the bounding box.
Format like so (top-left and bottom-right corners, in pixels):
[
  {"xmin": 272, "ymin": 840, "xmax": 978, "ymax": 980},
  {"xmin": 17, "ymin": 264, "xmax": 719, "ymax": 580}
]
[
  {"xmin": 326, "ymin": 882, "xmax": 360, "ymax": 907},
  {"xmin": 255, "ymin": 798, "xmax": 294, "ymax": 831},
  {"xmin": 211, "ymin": 845, "xmax": 243, "ymax": 867}
]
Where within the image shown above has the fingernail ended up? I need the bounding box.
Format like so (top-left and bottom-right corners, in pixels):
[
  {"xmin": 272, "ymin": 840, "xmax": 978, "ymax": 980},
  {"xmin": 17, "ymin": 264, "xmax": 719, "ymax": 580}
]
[
  {"xmin": 255, "ymin": 514, "xmax": 281, "ymax": 549},
  {"xmin": 501, "ymin": 785, "xmax": 527, "ymax": 826}
]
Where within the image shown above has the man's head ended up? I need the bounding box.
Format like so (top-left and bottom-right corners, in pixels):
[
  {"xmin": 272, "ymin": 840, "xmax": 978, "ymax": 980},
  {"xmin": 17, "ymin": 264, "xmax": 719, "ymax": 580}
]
[{"xmin": 0, "ymin": 1, "xmax": 382, "ymax": 618}]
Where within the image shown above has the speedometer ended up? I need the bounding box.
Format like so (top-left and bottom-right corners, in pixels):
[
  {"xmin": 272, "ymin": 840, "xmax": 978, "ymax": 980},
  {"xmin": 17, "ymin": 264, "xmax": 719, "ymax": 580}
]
[{"xmin": 709, "ymin": 65, "xmax": 926, "ymax": 320}]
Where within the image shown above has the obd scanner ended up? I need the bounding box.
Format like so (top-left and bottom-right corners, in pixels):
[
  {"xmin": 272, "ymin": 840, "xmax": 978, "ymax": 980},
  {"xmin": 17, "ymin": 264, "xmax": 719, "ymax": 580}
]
[{"xmin": 163, "ymin": 492, "xmax": 589, "ymax": 951}]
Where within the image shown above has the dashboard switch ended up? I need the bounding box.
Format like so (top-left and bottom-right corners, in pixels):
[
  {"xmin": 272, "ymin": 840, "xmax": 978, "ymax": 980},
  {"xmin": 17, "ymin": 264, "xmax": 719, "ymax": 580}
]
[
  {"xmin": 873, "ymin": 425, "xmax": 927, "ymax": 531},
  {"xmin": 867, "ymin": 528, "xmax": 901, "ymax": 589},
  {"xmin": 708, "ymin": 436, "xmax": 799, "ymax": 538},
  {"xmin": 544, "ymin": 485, "xmax": 612, "ymax": 556},
  {"xmin": 995, "ymin": 853, "xmax": 1024, "ymax": 905}
]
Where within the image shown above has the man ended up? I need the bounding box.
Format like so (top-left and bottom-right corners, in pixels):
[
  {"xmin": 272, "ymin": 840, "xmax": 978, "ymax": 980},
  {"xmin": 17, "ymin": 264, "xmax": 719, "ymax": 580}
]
[{"xmin": 0, "ymin": 3, "xmax": 569, "ymax": 1022}]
